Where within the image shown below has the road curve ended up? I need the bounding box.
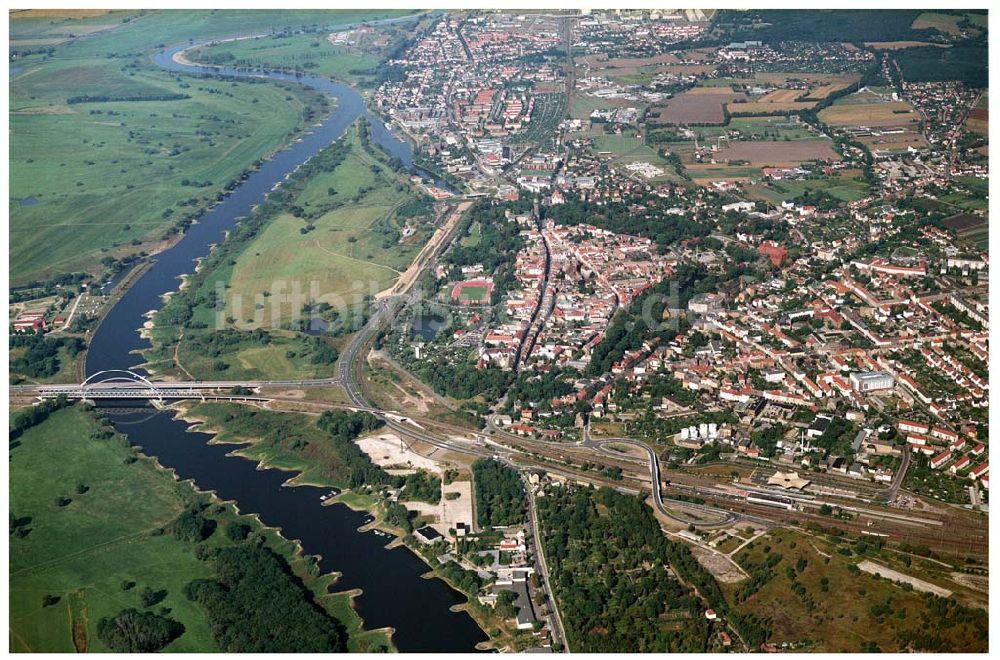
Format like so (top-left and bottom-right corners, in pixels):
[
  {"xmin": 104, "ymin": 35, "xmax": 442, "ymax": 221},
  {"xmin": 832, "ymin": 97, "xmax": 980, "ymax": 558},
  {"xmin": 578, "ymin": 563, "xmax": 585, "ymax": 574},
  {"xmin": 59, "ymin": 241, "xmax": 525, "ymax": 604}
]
[{"xmin": 592, "ymin": 437, "xmax": 739, "ymax": 529}]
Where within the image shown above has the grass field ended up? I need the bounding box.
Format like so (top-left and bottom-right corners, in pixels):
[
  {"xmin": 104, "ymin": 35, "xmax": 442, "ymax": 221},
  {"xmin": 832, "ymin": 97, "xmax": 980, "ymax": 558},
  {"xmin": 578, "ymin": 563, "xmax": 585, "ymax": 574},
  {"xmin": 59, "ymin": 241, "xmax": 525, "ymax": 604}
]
[
  {"xmin": 184, "ymin": 402, "xmax": 351, "ymax": 487},
  {"xmin": 458, "ymin": 285, "xmax": 489, "ymax": 302},
  {"xmin": 189, "ymin": 32, "xmax": 385, "ymax": 87},
  {"xmin": 145, "ymin": 123, "xmax": 431, "ymax": 382},
  {"xmin": 727, "ymin": 528, "xmax": 986, "ymax": 652},
  {"xmin": 460, "ymin": 220, "xmax": 482, "ymax": 247},
  {"xmin": 173, "ymin": 329, "xmax": 340, "ymax": 382},
  {"xmin": 223, "ymin": 126, "xmax": 420, "ymax": 329},
  {"xmin": 10, "ymin": 62, "xmax": 321, "ymax": 285},
  {"xmin": 9, "ymin": 9, "xmax": 416, "ymax": 286},
  {"xmin": 591, "ymin": 133, "xmax": 644, "ymax": 156},
  {"xmin": 747, "ymin": 172, "xmax": 871, "ymax": 205},
  {"xmin": 11, "ymin": 9, "xmax": 417, "ymax": 58},
  {"xmin": 9, "ymin": 403, "xmax": 394, "ymax": 653},
  {"xmin": 729, "ymin": 117, "xmax": 818, "ymax": 140},
  {"xmin": 9, "ymin": 405, "xmax": 219, "ymax": 652}
]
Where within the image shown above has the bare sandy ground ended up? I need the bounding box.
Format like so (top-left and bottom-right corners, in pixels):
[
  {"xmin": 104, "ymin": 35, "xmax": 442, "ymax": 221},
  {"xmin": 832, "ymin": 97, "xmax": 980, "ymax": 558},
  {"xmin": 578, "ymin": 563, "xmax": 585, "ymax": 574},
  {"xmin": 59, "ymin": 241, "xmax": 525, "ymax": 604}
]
[
  {"xmin": 440, "ymin": 480, "xmax": 474, "ymax": 533},
  {"xmin": 355, "ymin": 432, "xmax": 475, "ymax": 535},
  {"xmin": 690, "ymin": 544, "xmax": 748, "ymax": 583},
  {"xmin": 858, "ymin": 560, "xmax": 953, "ymax": 597},
  {"xmin": 356, "ymin": 433, "xmax": 440, "ymax": 472}
]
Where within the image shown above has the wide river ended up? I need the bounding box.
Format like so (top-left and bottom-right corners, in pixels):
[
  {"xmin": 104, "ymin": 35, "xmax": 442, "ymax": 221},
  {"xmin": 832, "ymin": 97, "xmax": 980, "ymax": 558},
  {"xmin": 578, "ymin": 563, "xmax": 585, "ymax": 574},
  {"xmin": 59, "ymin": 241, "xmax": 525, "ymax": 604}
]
[{"xmin": 85, "ymin": 41, "xmax": 487, "ymax": 652}]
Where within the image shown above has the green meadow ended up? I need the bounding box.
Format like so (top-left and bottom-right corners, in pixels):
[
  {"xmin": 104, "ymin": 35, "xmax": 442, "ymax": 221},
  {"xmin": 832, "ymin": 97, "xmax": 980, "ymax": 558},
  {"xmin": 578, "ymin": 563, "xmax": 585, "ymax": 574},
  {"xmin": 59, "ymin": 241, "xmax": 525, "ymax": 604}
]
[
  {"xmin": 8, "ymin": 403, "xmax": 392, "ymax": 652},
  {"xmin": 143, "ymin": 122, "xmax": 431, "ymax": 381},
  {"xmin": 9, "ymin": 405, "xmax": 219, "ymax": 652},
  {"xmin": 223, "ymin": 125, "xmax": 424, "ymax": 328},
  {"xmin": 9, "ymin": 9, "xmax": 416, "ymax": 286},
  {"xmin": 10, "ymin": 62, "xmax": 322, "ymax": 285},
  {"xmin": 189, "ymin": 33, "xmax": 384, "ymax": 87}
]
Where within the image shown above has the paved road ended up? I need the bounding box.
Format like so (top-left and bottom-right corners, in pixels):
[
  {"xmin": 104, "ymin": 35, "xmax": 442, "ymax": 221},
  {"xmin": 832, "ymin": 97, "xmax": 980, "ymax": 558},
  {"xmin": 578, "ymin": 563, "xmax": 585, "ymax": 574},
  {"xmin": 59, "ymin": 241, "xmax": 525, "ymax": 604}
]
[
  {"xmin": 525, "ymin": 480, "xmax": 569, "ymax": 651},
  {"xmin": 884, "ymin": 444, "xmax": 911, "ymax": 502},
  {"xmin": 589, "ymin": 436, "xmax": 739, "ymax": 529},
  {"xmin": 484, "ymin": 415, "xmax": 741, "ymax": 529}
]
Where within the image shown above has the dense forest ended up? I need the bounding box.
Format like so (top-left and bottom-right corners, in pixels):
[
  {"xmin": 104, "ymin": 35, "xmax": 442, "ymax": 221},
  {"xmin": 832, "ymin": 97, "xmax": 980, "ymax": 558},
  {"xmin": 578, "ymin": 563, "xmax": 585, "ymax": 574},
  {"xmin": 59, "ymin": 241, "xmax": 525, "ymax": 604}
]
[
  {"xmin": 472, "ymin": 459, "xmax": 526, "ymax": 527},
  {"xmin": 536, "ymin": 486, "xmax": 709, "ymax": 652},
  {"xmin": 895, "ymin": 44, "xmax": 988, "ymax": 87},
  {"xmin": 316, "ymin": 410, "xmax": 395, "ymax": 489},
  {"xmin": 716, "ymin": 9, "xmax": 933, "ymax": 43},
  {"xmin": 184, "ymin": 544, "xmax": 346, "ymax": 652},
  {"xmin": 407, "ymin": 357, "xmax": 513, "ymax": 401}
]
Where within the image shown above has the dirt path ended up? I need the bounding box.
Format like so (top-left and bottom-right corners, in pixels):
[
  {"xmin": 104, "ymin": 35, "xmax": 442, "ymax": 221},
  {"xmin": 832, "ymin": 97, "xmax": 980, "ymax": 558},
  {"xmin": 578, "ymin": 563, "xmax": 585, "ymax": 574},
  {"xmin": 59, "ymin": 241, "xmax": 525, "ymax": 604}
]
[
  {"xmin": 172, "ymin": 331, "xmax": 196, "ymax": 381},
  {"xmin": 311, "ymin": 237, "xmax": 401, "ymax": 274},
  {"xmin": 376, "ymin": 200, "xmax": 472, "ymax": 300}
]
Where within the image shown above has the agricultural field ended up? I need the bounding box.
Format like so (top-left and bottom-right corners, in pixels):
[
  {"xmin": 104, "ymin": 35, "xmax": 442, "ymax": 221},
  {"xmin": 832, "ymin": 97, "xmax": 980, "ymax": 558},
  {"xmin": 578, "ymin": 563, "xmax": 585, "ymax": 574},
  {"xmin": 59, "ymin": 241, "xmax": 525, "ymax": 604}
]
[
  {"xmin": 730, "ymin": 100, "xmax": 816, "ymax": 115},
  {"xmin": 966, "ymin": 91, "xmax": 988, "ymax": 135},
  {"xmin": 911, "ymin": 11, "xmax": 984, "ymax": 38},
  {"xmin": 667, "ymin": 116, "xmax": 818, "ymax": 144},
  {"xmin": 713, "ymin": 138, "xmax": 840, "ymax": 166},
  {"xmin": 223, "ymin": 126, "xmax": 423, "ymax": 330},
  {"xmin": 726, "ymin": 527, "xmax": 987, "ymax": 652},
  {"xmin": 577, "ymin": 50, "xmax": 717, "ymax": 83},
  {"xmin": 864, "ymin": 41, "xmax": 951, "ymax": 50},
  {"xmin": 818, "ymin": 88, "xmax": 921, "ymax": 128},
  {"xmin": 684, "ymin": 163, "xmax": 761, "ymax": 185},
  {"xmin": 753, "ymin": 72, "xmax": 860, "ymax": 100},
  {"xmin": 937, "ymin": 177, "xmax": 989, "ymax": 217},
  {"xmin": 942, "ymin": 211, "xmax": 989, "ymax": 251},
  {"xmin": 858, "ymin": 129, "xmax": 929, "ymax": 153},
  {"xmin": 649, "ymin": 86, "xmax": 746, "ymax": 125}
]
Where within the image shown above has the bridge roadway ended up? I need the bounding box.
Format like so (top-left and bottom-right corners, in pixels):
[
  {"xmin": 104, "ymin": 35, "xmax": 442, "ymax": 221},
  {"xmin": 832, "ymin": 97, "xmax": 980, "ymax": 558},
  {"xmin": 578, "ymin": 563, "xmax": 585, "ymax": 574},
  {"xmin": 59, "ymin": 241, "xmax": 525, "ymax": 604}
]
[{"xmin": 13, "ymin": 378, "xmax": 344, "ymax": 399}]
